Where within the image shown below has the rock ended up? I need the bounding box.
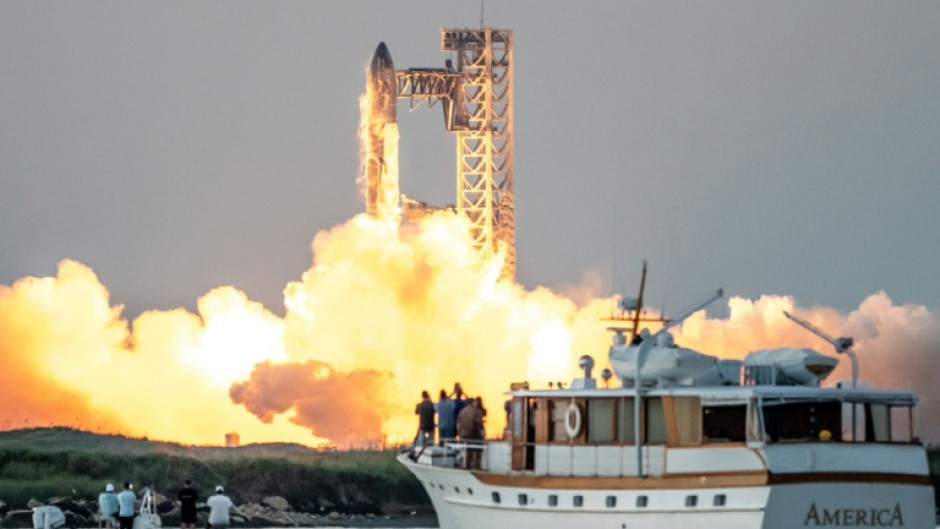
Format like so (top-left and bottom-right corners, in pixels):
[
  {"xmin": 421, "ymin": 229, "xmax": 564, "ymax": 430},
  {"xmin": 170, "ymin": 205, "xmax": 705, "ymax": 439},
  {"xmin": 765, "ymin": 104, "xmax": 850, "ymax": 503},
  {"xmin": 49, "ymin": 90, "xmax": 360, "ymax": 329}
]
[
  {"xmin": 27, "ymin": 499, "xmax": 43, "ymax": 509},
  {"xmin": 4, "ymin": 510, "xmax": 36, "ymax": 528},
  {"xmin": 63, "ymin": 511, "xmax": 87, "ymax": 527},
  {"xmin": 0, "ymin": 500, "xmax": 9, "ymax": 516},
  {"xmin": 261, "ymin": 496, "xmax": 290, "ymax": 512},
  {"xmin": 327, "ymin": 511, "xmax": 341, "ymax": 521},
  {"xmin": 50, "ymin": 497, "xmax": 90, "ymax": 518},
  {"xmin": 336, "ymin": 484, "xmax": 370, "ymax": 506},
  {"xmin": 155, "ymin": 500, "xmax": 176, "ymax": 515},
  {"xmin": 230, "ymin": 514, "xmax": 247, "ymax": 524}
]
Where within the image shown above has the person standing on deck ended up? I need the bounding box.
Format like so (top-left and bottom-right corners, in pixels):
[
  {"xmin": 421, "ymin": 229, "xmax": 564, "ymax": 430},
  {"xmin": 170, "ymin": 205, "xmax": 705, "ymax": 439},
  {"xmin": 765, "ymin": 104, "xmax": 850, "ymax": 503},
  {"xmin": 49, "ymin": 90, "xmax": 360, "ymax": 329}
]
[
  {"xmin": 436, "ymin": 389, "xmax": 456, "ymax": 443},
  {"xmin": 415, "ymin": 390, "xmax": 435, "ymax": 447}
]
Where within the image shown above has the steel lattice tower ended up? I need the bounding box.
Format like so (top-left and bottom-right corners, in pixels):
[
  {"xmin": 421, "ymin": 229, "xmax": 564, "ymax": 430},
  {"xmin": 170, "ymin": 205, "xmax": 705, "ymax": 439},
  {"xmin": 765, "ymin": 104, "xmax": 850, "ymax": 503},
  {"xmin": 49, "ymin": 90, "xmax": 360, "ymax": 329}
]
[
  {"xmin": 389, "ymin": 28, "xmax": 514, "ymax": 279},
  {"xmin": 444, "ymin": 28, "xmax": 514, "ymax": 279}
]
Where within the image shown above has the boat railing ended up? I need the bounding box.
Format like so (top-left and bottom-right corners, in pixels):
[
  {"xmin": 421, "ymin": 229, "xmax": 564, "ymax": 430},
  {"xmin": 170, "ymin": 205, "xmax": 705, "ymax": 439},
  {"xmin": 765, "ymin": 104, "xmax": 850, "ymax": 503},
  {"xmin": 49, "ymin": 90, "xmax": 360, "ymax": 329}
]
[{"xmin": 450, "ymin": 439, "xmax": 666, "ymax": 476}]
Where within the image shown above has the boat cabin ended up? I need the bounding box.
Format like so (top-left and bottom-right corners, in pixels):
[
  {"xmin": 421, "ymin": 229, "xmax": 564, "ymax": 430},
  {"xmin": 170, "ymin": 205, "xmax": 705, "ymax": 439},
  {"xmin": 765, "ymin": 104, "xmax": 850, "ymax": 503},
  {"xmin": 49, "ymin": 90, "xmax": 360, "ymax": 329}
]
[{"xmin": 502, "ymin": 385, "xmax": 918, "ymax": 474}]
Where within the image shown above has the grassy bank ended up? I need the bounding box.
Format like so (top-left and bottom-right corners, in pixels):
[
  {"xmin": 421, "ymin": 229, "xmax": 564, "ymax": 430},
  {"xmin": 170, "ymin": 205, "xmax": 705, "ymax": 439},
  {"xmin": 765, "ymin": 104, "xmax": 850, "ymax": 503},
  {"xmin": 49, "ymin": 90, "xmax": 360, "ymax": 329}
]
[{"xmin": 0, "ymin": 428, "xmax": 429, "ymax": 514}]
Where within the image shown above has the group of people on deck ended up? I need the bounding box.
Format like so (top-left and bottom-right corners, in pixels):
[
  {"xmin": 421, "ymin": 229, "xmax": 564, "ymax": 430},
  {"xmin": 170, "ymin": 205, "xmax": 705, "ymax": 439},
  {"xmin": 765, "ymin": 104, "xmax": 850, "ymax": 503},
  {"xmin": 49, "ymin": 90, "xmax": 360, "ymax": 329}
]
[{"xmin": 415, "ymin": 383, "xmax": 486, "ymax": 454}]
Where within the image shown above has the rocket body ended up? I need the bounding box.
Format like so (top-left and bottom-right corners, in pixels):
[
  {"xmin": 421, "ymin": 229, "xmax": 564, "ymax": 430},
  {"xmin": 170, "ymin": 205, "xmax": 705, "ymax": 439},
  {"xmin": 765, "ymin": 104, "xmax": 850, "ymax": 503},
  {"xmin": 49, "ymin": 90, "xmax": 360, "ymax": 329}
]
[{"xmin": 365, "ymin": 42, "xmax": 399, "ymax": 217}]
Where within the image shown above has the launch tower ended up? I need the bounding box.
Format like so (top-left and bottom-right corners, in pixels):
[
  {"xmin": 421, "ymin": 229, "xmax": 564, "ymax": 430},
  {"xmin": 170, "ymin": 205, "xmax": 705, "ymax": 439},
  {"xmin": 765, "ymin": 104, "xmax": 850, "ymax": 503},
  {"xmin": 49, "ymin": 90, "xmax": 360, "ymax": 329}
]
[{"xmin": 370, "ymin": 28, "xmax": 515, "ymax": 279}]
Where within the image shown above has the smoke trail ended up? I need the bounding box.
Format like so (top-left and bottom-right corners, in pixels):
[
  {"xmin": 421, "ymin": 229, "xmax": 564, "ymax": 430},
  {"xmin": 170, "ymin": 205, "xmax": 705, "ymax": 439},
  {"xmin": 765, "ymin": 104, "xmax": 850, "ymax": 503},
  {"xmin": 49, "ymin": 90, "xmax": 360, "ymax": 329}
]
[{"xmin": 230, "ymin": 360, "xmax": 393, "ymax": 447}]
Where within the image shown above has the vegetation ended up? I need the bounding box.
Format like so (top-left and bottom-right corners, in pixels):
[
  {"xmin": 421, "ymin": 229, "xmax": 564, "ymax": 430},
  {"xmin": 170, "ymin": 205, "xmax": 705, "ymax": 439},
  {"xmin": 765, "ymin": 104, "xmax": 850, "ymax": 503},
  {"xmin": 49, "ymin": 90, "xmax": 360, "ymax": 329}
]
[{"xmin": 0, "ymin": 428, "xmax": 429, "ymax": 514}]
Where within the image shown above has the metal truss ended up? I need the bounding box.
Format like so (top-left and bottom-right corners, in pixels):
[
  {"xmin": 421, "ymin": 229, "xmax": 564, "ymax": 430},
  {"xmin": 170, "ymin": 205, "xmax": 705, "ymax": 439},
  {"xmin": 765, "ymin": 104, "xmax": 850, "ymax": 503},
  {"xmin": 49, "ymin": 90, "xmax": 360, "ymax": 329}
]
[{"xmin": 391, "ymin": 29, "xmax": 515, "ymax": 280}]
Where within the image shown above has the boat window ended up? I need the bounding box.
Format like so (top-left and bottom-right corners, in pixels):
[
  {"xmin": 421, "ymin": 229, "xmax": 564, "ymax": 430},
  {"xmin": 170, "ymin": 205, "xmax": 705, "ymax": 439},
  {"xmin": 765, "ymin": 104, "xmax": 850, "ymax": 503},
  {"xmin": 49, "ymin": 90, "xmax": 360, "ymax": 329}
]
[
  {"xmin": 549, "ymin": 399, "xmax": 570, "ymax": 442},
  {"xmin": 890, "ymin": 406, "xmax": 914, "ymax": 442},
  {"xmin": 518, "ymin": 493, "xmax": 528, "ymax": 506},
  {"xmin": 673, "ymin": 397, "xmax": 702, "ymax": 446},
  {"xmin": 685, "ymin": 495, "xmax": 698, "ymax": 508},
  {"xmin": 548, "ymin": 494, "xmax": 558, "ymax": 507},
  {"xmin": 646, "ymin": 398, "xmax": 667, "ymax": 444},
  {"xmin": 703, "ymin": 405, "xmax": 747, "ymax": 443},
  {"xmin": 573, "ymin": 495, "xmax": 583, "ymax": 507},
  {"xmin": 492, "ymin": 492, "xmax": 501, "ymax": 504},
  {"xmin": 713, "ymin": 494, "xmax": 726, "ymax": 507},
  {"xmin": 636, "ymin": 495, "xmax": 648, "ymax": 508},
  {"xmin": 617, "ymin": 398, "xmax": 635, "ymax": 443},
  {"xmin": 588, "ymin": 399, "xmax": 616, "ymax": 443},
  {"xmin": 868, "ymin": 404, "xmax": 890, "ymax": 442},
  {"xmin": 762, "ymin": 401, "xmax": 841, "ymax": 442},
  {"xmin": 606, "ymin": 496, "xmax": 617, "ymax": 508}
]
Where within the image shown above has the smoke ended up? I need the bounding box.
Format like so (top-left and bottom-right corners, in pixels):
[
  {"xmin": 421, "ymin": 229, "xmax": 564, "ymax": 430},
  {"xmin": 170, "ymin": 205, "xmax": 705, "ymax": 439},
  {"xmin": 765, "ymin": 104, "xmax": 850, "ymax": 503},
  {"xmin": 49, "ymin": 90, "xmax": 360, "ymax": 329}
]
[
  {"xmin": 2, "ymin": 87, "xmax": 938, "ymax": 446},
  {"xmin": 230, "ymin": 360, "xmax": 393, "ymax": 446},
  {"xmin": 670, "ymin": 292, "xmax": 940, "ymax": 440},
  {"xmin": 0, "ymin": 260, "xmax": 128, "ymax": 432}
]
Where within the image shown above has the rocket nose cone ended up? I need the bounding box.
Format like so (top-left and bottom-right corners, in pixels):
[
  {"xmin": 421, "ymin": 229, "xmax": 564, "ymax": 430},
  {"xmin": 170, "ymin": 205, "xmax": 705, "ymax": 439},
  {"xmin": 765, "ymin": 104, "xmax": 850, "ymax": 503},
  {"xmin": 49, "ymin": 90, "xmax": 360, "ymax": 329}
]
[{"xmin": 370, "ymin": 41, "xmax": 394, "ymax": 75}]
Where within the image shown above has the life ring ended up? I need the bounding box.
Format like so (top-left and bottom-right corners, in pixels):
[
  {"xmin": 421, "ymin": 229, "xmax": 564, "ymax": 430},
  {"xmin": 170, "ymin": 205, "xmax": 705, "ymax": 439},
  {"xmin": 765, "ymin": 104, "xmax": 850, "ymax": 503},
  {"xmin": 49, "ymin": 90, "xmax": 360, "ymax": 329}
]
[{"xmin": 564, "ymin": 402, "xmax": 582, "ymax": 438}]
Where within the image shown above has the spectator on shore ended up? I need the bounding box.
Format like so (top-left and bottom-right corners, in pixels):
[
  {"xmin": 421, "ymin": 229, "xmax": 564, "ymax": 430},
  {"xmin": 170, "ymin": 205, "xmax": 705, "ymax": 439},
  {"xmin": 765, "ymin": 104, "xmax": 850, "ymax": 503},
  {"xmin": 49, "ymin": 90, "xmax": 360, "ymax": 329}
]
[
  {"xmin": 97, "ymin": 483, "xmax": 119, "ymax": 529},
  {"xmin": 116, "ymin": 482, "xmax": 136, "ymax": 529},
  {"xmin": 415, "ymin": 390, "xmax": 435, "ymax": 447},
  {"xmin": 207, "ymin": 485, "xmax": 234, "ymax": 529},
  {"xmin": 177, "ymin": 479, "xmax": 198, "ymax": 529},
  {"xmin": 436, "ymin": 389, "xmax": 456, "ymax": 443}
]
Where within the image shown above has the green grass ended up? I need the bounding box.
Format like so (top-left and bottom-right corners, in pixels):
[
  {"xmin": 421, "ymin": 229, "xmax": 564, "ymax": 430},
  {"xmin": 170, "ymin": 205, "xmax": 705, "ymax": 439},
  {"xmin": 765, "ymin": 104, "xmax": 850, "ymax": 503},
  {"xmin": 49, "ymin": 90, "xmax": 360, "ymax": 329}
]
[{"xmin": 0, "ymin": 428, "xmax": 427, "ymax": 514}]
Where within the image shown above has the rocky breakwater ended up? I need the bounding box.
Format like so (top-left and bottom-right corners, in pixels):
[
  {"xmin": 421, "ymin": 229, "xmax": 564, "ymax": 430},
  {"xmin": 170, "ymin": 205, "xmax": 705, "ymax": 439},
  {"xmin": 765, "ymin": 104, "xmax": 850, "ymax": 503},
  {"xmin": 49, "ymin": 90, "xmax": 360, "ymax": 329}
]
[{"xmin": 1, "ymin": 495, "xmax": 434, "ymax": 528}]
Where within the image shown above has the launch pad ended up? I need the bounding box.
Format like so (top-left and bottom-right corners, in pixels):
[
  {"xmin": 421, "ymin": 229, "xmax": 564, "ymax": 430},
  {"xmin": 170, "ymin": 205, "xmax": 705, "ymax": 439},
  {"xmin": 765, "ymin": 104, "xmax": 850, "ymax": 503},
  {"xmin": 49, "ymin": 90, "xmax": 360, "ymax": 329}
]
[{"xmin": 366, "ymin": 29, "xmax": 515, "ymax": 279}]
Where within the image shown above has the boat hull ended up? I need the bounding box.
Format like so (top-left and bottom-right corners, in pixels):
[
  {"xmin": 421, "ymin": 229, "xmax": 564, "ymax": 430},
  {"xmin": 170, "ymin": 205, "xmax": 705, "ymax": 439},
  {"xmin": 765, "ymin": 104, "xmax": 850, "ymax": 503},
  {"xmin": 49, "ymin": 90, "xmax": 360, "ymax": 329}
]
[{"xmin": 399, "ymin": 454, "xmax": 934, "ymax": 529}]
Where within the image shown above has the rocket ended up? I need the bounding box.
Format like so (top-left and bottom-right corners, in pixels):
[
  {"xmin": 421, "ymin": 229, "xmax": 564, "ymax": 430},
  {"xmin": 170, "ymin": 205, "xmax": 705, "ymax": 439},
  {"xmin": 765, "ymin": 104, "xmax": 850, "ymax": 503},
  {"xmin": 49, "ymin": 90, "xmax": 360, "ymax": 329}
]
[{"xmin": 365, "ymin": 42, "xmax": 398, "ymax": 217}]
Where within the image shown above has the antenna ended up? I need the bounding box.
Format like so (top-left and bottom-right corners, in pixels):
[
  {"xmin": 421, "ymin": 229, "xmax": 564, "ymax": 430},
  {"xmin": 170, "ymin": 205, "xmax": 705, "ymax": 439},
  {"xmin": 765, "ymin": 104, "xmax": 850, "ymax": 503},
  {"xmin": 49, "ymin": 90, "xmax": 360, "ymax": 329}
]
[
  {"xmin": 782, "ymin": 311, "xmax": 858, "ymax": 389},
  {"xmin": 480, "ymin": 0, "xmax": 485, "ymax": 28}
]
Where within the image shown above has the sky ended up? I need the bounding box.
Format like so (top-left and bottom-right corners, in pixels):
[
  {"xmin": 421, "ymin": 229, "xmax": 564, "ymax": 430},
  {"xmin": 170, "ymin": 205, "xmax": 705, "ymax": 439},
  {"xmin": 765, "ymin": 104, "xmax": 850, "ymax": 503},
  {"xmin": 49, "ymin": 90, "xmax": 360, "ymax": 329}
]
[
  {"xmin": 2, "ymin": 2, "xmax": 938, "ymax": 317},
  {"xmin": 1, "ymin": 3, "xmax": 940, "ymax": 445}
]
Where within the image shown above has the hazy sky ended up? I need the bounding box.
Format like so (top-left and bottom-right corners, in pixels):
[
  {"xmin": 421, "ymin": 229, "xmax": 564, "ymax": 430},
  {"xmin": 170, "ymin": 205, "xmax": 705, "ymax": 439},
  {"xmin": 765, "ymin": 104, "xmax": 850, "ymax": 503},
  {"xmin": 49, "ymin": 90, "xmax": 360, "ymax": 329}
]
[{"xmin": 2, "ymin": 2, "xmax": 939, "ymax": 318}]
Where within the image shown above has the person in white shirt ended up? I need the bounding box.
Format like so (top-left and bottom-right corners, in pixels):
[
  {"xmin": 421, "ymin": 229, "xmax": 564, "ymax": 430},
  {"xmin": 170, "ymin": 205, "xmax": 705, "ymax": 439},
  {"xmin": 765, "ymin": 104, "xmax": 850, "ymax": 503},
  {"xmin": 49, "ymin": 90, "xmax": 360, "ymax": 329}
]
[
  {"xmin": 98, "ymin": 483, "xmax": 119, "ymax": 528},
  {"xmin": 116, "ymin": 482, "xmax": 136, "ymax": 529},
  {"xmin": 206, "ymin": 485, "xmax": 234, "ymax": 529}
]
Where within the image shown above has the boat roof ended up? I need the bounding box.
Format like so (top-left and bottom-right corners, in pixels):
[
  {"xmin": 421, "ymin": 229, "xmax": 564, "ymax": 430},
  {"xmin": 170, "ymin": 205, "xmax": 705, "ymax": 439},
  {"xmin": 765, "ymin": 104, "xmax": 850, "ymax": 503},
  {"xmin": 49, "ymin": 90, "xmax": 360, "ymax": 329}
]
[{"xmin": 509, "ymin": 385, "xmax": 917, "ymax": 406}]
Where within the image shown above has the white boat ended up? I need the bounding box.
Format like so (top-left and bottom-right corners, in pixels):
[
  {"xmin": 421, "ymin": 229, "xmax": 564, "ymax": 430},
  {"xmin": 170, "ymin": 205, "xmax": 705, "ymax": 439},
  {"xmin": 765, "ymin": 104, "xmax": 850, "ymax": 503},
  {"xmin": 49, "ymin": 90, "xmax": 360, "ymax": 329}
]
[{"xmin": 398, "ymin": 280, "xmax": 936, "ymax": 528}]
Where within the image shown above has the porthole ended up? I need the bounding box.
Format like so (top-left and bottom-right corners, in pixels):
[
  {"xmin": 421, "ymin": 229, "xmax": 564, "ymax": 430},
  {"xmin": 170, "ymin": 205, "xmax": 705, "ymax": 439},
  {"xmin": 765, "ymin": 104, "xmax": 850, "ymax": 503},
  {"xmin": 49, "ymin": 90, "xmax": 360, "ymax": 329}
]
[
  {"xmin": 468, "ymin": 488, "xmax": 473, "ymax": 495},
  {"xmin": 454, "ymin": 487, "xmax": 460, "ymax": 494}
]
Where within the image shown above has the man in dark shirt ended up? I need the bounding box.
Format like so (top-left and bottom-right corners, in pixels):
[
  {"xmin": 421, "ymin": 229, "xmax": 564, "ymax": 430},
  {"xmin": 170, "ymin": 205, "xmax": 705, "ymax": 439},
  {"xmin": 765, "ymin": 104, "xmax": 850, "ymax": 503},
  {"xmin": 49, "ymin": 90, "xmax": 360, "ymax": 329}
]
[
  {"xmin": 415, "ymin": 390, "xmax": 435, "ymax": 447},
  {"xmin": 178, "ymin": 480, "xmax": 198, "ymax": 529}
]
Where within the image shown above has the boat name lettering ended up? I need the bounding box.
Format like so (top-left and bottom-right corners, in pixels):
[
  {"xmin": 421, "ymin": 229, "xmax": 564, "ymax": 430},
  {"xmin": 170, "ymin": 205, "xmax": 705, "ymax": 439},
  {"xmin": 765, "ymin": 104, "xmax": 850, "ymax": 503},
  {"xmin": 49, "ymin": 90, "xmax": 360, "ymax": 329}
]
[{"xmin": 804, "ymin": 503, "xmax": 904, "ymax": 527}]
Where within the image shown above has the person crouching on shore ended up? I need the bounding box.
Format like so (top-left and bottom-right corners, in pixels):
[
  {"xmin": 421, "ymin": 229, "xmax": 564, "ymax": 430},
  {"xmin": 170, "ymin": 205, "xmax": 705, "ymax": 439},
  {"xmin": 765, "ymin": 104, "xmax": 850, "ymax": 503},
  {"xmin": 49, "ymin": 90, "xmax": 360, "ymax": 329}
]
[{"xmin": 207, "ymin": 485, "xmax": 233, "ymax": 529}]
